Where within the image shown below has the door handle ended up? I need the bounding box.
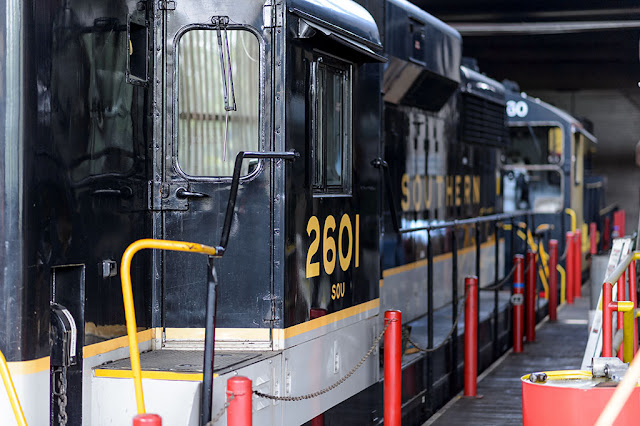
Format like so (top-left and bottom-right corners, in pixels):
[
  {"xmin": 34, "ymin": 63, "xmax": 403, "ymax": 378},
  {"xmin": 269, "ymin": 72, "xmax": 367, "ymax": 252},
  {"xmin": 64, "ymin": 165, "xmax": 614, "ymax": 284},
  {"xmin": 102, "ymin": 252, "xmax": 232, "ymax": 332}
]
[{"xmin": 176, "ymin": 187, "xmax": 208, "ymax": 199}]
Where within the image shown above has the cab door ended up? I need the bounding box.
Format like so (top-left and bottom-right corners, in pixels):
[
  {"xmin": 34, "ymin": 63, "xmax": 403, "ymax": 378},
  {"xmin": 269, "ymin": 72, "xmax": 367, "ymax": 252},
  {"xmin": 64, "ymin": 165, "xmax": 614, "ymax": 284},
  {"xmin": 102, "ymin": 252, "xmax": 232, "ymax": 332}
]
[{"xmin": 155, "ymin": 1, "xmax": 277, "ymax": 346}]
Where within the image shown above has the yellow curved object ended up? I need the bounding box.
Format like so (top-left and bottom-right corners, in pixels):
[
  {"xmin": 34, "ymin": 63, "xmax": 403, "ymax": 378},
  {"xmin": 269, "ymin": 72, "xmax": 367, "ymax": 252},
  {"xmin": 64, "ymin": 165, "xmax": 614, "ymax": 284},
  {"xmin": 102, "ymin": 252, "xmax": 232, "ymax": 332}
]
[
  {"xmin": 0, "ymin": 350, "xmax": 27, "ymax": 426},
  {"xmin": 565, "ymin": 208, "xmax": 576, "ymax": 232},
  {"xmin": 557, "ymin": 264, "xmax": 566, "ymax": 304},
  {"xmin": 521, "ymin": 369, "xmax": 592, "ymax": 381},
  {"xmin": 121, "ymin": 239, "xmax": 217, "ymax": 414}
]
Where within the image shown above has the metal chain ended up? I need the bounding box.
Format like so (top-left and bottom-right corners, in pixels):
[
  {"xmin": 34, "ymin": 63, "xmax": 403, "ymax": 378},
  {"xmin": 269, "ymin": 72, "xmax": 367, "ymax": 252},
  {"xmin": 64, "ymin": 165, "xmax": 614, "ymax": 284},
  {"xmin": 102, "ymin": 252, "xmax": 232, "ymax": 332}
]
[
  {"xmin": 403, "ymin": 289, "xmax": 469, "ymax": 353},
  {"xmin": 479, "ymin": 263, "xmax": 518, "ymax": 291},
  {"xmin": 254, "ymin": 319, "xmax": 396, "ymax": 402},
  {"xmin": 53, "ymin": 367, "xmax": 68, "ymax": 425},
  {"xmin": 206, "ymin": 393, "xmax": 235, "ymax": 425}
]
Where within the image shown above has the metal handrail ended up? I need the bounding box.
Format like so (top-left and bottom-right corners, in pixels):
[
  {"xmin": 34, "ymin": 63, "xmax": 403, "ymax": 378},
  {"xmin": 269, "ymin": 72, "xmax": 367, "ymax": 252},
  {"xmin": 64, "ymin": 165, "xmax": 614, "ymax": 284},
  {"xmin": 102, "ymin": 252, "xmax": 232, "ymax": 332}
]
[
  {"xmin": 397, "ymin": 210, "xmax": 531, "ymax": 234},
  {"xmin": 564, "ymin": 207, "xmax": 576, "ymax": 232},
  {"xmin": 599, "ymin": 203, "xmax": 618, "ymax": 217},
  {"xmin": 120, "ymin": 239, "xmax": 217, "ymax": 414},
  {"xmin": 604, "ymin": 252, "xmax": 640, "ymax": 286},
  {"xmin": 0, "ymin": 349, "xmax": 27, "ymax": 426}
]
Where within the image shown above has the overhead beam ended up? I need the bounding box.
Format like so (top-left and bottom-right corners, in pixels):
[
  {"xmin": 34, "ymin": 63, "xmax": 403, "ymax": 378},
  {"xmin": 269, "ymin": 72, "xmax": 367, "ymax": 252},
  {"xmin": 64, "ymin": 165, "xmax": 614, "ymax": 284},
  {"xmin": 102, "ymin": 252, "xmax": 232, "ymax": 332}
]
[
  {"xmin": 452, "ymin": 20, "xmax": 640, "ymax": 36},
  {"xmin": 437, "ymin": 8, "xmax": 640, "ymax": 22}
]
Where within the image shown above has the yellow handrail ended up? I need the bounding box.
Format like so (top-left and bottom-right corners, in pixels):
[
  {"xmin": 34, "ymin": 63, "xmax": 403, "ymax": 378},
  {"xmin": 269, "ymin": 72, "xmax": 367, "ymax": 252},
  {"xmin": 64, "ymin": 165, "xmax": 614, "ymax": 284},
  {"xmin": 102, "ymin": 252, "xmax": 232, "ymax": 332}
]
[
  {"xmin": 121, "ymin": 239, "xmax": 217, "ymax": 414},
  {"xmin": 557, "ymin": 264, "xmax": 566, "ymax": 304},
  {"xmin": 0, "ymin": 350, "xmax": 27, "ymax": 426},
  {"xmin": 564, "ymin": 208, "xmax": 576, "ymax": 233}
]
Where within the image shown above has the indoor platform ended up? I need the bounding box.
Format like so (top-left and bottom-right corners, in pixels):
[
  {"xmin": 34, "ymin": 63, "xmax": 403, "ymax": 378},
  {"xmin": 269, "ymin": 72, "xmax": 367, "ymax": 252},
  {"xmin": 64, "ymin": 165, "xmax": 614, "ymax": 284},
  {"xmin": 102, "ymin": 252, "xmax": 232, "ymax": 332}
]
[{"xmin": 425, "ymin": 286, "xmax": 590, "ymax": 426}]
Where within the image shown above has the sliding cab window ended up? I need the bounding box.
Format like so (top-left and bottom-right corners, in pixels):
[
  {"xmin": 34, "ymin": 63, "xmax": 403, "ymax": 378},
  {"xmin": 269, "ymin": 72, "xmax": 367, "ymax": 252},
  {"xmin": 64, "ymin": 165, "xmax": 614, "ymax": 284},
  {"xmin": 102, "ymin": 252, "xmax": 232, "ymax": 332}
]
[
  {"xmin": 311, "ymin": 58, "xmax": 352, "ymax": 195},
  {"xmin": 177, "ymin": 28, "xmax": 259, "ymax": 177}
]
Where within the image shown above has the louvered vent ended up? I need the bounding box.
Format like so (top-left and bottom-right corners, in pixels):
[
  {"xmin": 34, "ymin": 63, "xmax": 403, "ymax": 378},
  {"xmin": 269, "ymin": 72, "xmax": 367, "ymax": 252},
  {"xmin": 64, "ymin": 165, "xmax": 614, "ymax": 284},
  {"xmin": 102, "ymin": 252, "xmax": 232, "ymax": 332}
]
[{"xmin": 461, "ymin": 94, "xmax": 509, "ymax": 147}]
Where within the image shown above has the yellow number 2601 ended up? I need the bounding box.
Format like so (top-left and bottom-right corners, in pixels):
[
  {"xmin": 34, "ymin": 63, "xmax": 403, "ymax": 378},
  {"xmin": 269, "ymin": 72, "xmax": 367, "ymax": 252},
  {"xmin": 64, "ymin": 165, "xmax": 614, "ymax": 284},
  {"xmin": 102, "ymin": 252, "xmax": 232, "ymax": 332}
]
[{"xmin": 306, "ymin": 214, "xmax": 360, "ymax": 278}]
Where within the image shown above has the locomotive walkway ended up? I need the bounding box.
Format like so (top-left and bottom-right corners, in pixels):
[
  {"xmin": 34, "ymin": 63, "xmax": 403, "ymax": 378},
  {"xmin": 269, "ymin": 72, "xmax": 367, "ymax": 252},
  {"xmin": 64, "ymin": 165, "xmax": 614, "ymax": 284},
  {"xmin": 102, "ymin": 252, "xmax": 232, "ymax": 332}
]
[{"xmin": 425, "ymin": 285, "xmax": 590, "ymax": 426}]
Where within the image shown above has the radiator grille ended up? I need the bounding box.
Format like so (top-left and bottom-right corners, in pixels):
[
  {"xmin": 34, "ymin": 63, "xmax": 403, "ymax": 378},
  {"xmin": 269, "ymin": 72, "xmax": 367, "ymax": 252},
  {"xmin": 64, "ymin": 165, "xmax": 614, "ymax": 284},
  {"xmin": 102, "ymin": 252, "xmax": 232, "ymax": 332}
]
[{"xmin": 461, "ymin": 94, "xmax": 509, "ymax": 147}]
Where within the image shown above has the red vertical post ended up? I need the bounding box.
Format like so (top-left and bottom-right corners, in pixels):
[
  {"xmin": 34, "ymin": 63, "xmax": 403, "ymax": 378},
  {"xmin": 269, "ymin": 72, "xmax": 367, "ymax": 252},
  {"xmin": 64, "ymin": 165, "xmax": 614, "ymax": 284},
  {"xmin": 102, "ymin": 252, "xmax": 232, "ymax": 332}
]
[
  {"xmin": 525, "ymin": 251, "xmax": 536, "ymax": 343},
  {"xmin": 629, "ymin": 260, "xmax": 638, "ymax": 355},
  {"xmin": 574, "ymin": 231, "xmax": 582, "ymax": 298},
  {"xmin": 566, "ymin": 232, "xmax": 575, "ymax": 304},
  {"xmin": 133, "ymin": 414, "xmax": 162, "ymax": 425},
  {"xmin": 384, "ymin": 310, "xmax": 402, "ymax": 426},
  {"xmin": 227, "ymin": 376, "xmax": 252, "ymax": 426},
  {"xmin": 613, "ymin": 210, "xmax": 626, "ymax": 237},
  {"xmin": 589, "ymin": 223, "xmax": 597, "ymax": 255},
  {"xmin": 464, "ymin": 276, "xmax": 478, "ymax": 397},
  {"xmin": 512, "ymin": 255, "xmax": 525, "ymax": 353},
  {"xmin": 548, "ymin": 240, "xmax": 558, "ymax": 322},
  {"xmin": 617, "ymin": 274, "xmax": 626, "ymax": 361},
  {"xmin": 603, "ymin": 216, "xmax": 611, "ymax": 251},
  {"xmin": 602, "ymin": 282, "xmax": 613, "ymax": 357}
]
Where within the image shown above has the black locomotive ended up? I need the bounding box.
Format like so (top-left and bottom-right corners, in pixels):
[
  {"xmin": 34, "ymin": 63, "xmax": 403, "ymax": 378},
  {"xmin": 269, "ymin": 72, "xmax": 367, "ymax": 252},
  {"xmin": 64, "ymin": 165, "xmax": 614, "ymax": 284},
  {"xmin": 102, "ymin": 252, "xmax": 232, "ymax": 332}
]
[{"xmin": 0, "ymin": 0, "xmax": 602, "ymax": 425}]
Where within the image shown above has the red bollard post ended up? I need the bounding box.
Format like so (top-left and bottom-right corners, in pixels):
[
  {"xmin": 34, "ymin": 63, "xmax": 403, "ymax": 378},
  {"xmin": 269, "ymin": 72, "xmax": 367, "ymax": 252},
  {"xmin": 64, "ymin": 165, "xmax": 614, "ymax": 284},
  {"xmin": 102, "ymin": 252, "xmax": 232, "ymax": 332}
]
[
  {"xmin": 574, "ymin": 231, "xmax": 582, "ymax": 298},
  {"xmin": 629, "ymin": 260, "xmax": 638, "ymax": 355},
  {"xmin": 227, "ymin": 376, "xmax": 252, "ymax": 426},
  {"xmin": 525, "ymin": 251, "xmax": 536, "ymax": 343},
  {"xmin": 617, "ymin": 274, "xmax": 626, "ymax": 361},
  {"xmin": 512, "ymin": 255, "xmax": 525, "ymax": 353},
  {"xmin": 548, "ymin": 240, "xmax": 558, "ymax": 322},
  {"xmin": 613, "ymin": 210, "xmax": 626, "ymax": 238},
  {"xmin": 133, "ymin": 414, "xmax": 162, "ymax": 425},
  {"xmin": 603, "ymin": 216, "xmax": 611, "ymax": 251},
  {"xmin": 464, "ymin": 276, "xmax": 478, "ymax": 397},
  {"xmin": 589, "ymin": 223, "xmax": 597, "ymax": 255},
  {"xmin": 566, "ymin": 232, "xmax": 575, "ymax": 304},
  {"xmin": 602, "ymin": 282, "xmax": 613, "ymax": 357},
  {"xmin": 384, "ymin": 310, "xmax": 402, "ymax": 426}
]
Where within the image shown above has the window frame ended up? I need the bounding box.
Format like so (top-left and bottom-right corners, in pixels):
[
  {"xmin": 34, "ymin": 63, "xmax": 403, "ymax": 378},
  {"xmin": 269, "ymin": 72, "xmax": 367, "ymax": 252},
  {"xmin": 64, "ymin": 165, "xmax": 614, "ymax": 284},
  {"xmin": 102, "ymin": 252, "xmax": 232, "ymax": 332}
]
[
  {"xmin": 310, "ymin": 54, "xmax": 353, "ymax": 196},
  {"xmin": 173, "ymin": 24, "xmax": 264, "ymax": 182}
]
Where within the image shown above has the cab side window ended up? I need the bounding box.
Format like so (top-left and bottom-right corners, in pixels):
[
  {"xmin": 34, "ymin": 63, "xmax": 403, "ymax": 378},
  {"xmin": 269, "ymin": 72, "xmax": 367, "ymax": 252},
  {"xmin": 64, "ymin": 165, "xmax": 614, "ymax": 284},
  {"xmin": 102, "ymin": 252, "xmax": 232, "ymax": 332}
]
[{"xmin": 311, "ymin": 57, "xmax": 352, "ymax": 194}]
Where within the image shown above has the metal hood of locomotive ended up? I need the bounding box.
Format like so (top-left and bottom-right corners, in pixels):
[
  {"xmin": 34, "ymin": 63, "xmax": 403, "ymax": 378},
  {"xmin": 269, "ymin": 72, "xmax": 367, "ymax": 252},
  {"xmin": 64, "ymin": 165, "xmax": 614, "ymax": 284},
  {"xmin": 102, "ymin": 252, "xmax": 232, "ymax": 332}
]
[
  {"xmin": 383, "ymin": 0, "xmax": 462, "ymax": 111},
  {"xmin": 505, "ymin": 89, "xmax": 597, "ymax": 144},
  {"xmin": 288, "ymin": 0, "xmax": 383, "ymax": 59},
  {"xmin": 460, "ymin": 65, "xmax": 507, "ymax": 106}
]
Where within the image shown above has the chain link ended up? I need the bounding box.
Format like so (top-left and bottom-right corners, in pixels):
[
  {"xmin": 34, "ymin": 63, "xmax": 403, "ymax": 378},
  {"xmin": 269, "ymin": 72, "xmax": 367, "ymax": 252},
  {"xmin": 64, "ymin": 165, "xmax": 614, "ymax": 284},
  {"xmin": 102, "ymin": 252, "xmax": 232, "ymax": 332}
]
[
  {"xmin": 206, "ymin": 393, "xmax": 235, "ymax": 425},
  {"xmin": 53, "ymin": 367, "xmax": 68, "ymax": 425},
  {"xmin": 254, "ymin": 319, "xmax": 396, "ymax": 402},
  {"xmin": 403, "ymin": 288, "xmax": 469, "ymax": 353},
  {"xmin": 479, "ymin": 263, "xmax": 518, "ymax": 291}
]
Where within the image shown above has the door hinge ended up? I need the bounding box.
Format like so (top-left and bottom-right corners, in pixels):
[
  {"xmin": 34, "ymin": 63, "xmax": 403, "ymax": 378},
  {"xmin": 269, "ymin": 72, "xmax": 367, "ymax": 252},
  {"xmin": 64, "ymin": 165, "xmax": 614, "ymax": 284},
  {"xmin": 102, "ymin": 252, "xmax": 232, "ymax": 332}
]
[
  {"xmin": 263, "ymin": 1, "xmax": 283, "ymax": 28},
  {"xmin": 157, "ymin": 0, "xmax": 176, "ymax": 10},
  {"xmin": 263, "ymin": 294, "xmax": 282, "ymax": 326}
]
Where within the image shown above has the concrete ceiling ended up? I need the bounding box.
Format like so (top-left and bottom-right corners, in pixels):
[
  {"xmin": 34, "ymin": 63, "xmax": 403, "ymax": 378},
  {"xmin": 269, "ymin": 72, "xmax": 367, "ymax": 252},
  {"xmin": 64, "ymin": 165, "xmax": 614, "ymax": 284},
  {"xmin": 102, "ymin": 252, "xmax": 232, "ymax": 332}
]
[{"xmin": 413, "ymin": 1, "xmax": 640, "ymax": 90}]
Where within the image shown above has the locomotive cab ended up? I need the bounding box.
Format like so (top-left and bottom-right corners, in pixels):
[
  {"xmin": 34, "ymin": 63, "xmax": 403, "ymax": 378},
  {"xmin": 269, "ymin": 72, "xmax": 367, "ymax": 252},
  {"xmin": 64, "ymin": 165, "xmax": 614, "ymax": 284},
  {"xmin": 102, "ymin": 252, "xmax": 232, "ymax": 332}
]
[
  {"xmin": 158, "ymin": 0, "xmax": 384, "ymax": 351},
  {"xmin": 503, "ymin": 86, "xmax": 597, "ymax": 234}
]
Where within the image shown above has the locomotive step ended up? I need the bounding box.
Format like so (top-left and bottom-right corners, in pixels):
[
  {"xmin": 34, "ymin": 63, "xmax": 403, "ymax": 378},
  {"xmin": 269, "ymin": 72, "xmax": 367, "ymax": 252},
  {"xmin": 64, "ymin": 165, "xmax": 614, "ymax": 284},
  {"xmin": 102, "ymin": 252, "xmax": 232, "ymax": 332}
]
[{"xmin": 94, "ymin": 350, "xmax": 279, "ymax": 381}]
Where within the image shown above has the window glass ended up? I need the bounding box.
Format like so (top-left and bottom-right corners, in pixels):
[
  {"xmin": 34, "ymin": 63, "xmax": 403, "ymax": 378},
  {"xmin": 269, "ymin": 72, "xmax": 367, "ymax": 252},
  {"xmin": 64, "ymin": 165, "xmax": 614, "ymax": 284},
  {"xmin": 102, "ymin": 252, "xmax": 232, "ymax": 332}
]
[
  {"xmin": 326, "ymin": 68, "xmax": 344, "ymax": 186},
  {"xmin": 506, "ymin": 125, "xmax": 562, "ymax": 165},
  {"xmin": 312, "ymin": 59, "xmax": 351, "ymax": 194},
  {"xmin": 178, "ymin": 29, "xmax": 259, "ymax": 177}
]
